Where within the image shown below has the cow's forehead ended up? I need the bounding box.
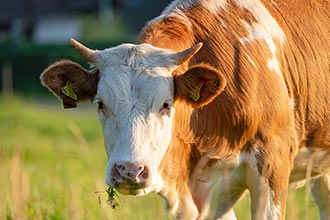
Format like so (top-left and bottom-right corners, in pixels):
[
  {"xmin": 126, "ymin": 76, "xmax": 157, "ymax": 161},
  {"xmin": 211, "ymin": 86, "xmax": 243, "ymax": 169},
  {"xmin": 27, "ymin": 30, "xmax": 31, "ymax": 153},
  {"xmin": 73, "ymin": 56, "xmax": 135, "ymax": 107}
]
[
  {"xmin": 96, "ymin": 44, "xmax": 175, "ymax": 114},
  {"xmin": 98, "ymin": 68, "xmax": 173, "ymax": 102},
  {"xmin": 96, "ymin": 43, "xmax": 177, "ymax": 72}
]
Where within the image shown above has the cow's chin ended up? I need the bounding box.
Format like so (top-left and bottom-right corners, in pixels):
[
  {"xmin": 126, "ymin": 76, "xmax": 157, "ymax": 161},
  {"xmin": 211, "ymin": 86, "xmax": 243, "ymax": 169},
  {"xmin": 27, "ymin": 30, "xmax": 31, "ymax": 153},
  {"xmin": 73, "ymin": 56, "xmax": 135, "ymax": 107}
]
[{"xmin": 115, "ymin": 185, "xmax": 151, "ymax": 196}]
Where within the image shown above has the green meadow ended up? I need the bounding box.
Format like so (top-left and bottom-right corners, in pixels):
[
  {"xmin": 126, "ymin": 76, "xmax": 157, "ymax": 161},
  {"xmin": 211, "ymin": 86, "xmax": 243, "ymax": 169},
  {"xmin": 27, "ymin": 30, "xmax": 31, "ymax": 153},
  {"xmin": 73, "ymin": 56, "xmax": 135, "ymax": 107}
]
[{"xmin": 0, "ymin": 97, "xmax": 319, "ymax": 220}]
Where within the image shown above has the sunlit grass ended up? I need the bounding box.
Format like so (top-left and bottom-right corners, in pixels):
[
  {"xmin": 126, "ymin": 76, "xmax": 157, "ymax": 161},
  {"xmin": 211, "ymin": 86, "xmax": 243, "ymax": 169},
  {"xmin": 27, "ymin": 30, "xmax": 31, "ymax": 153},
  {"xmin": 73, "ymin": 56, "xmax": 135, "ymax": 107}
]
[{"xmin": 0, "ymin": 97, "xmax": 319, "ymax": 219}]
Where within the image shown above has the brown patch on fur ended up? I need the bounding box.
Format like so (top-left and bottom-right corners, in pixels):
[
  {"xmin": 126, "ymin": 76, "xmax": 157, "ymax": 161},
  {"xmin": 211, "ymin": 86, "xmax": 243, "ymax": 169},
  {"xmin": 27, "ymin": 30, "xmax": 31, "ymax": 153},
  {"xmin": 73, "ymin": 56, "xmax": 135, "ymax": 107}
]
[{"xmin": 40, "ymin": 60, "xmax": 99, "ymax": 108}]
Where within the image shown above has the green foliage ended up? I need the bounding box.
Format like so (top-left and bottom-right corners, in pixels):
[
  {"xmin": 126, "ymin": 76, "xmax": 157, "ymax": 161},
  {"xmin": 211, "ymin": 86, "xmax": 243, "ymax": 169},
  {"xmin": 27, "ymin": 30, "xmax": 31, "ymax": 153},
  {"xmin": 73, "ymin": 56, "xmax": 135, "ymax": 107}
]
[
  {"xmin": 0, "ymin": 97, "xmax": 319, "ymax": 219},
  {"xmin": 79, "ymin": 14, "xmax": 136, "ymax": 43},
  {"xmin": 0, "ymin": 14, "xmax": 137, "ymax": 97}
]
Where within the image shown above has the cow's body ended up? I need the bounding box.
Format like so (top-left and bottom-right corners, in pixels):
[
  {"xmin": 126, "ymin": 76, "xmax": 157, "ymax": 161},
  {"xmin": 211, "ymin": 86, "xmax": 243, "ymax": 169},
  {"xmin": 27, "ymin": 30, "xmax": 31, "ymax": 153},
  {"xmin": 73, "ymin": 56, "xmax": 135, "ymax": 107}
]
[{"xmin": 41, "ymin": 0, "xmax": 330, "ymax": 219}]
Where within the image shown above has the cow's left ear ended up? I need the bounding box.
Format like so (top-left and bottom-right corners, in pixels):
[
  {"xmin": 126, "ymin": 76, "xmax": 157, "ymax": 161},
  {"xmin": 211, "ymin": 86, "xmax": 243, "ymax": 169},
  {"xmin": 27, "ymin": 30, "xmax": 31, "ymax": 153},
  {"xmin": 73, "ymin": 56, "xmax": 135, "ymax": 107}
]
[
  {"xmin": 40, "ymin": 60, "xmax": 99, "ymax": 108},
  {"xmin": 174, "ymin": 63, "xmax": 226, "ymax": 108}
]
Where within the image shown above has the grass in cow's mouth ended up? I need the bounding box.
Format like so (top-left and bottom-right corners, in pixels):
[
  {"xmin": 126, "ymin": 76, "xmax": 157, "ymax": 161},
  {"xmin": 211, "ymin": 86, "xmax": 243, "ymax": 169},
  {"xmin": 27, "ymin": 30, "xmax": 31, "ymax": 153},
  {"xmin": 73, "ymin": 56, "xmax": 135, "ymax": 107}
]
[
  {"xmin": 106, "ymin": 187, "xmax": 120, "ymax": 209},
  {"xmin": 95, "ymin": 187, "xmax": 120, "ymax": 209}
]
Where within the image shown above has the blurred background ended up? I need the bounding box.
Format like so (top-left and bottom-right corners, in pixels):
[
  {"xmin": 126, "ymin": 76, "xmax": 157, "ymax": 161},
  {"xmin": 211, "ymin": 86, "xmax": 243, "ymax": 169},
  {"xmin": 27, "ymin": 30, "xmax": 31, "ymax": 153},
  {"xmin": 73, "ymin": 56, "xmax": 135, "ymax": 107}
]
[
  {"xmin": 0, "ymin": 0, "xmax": 171, "ymax": 97},
  {"xmin": 0, "ymin": 0, "xmax": 319, "ymax": 219}
]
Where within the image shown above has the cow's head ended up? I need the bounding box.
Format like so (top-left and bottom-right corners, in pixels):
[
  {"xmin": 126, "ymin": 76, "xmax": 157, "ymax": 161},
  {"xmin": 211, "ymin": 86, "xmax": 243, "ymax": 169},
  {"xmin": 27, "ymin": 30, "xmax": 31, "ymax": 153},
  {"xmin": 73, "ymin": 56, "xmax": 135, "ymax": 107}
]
[{"xmin": 41, "ymin": 39, "xmax": 226, "ymax": 195}]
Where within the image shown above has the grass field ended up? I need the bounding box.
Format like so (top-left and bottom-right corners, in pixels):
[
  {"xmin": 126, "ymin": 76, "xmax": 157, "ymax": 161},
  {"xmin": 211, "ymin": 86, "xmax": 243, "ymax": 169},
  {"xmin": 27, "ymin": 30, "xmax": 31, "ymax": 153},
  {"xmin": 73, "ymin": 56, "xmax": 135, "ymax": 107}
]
[{"xmin": 0, "ymin": 97, "xmax": 319, "ymax": 220}]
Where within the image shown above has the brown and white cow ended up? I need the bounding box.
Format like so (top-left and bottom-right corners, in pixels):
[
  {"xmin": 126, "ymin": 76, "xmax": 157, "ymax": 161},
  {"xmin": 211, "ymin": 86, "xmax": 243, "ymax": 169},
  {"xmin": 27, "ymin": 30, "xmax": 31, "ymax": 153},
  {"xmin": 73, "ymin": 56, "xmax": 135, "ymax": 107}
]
[{"xmin": 40, "ymin": 0, "xmax": 330, "ymax": 219}]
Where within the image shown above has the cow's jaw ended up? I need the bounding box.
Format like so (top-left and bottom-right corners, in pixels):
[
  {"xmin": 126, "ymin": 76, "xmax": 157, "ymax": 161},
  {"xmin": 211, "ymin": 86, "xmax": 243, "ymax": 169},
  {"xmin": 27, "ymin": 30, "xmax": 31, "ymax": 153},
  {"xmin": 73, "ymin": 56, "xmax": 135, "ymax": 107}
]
[{"xmin": 93, "ymin": 43, "xmax": 178, "ymax": 195}]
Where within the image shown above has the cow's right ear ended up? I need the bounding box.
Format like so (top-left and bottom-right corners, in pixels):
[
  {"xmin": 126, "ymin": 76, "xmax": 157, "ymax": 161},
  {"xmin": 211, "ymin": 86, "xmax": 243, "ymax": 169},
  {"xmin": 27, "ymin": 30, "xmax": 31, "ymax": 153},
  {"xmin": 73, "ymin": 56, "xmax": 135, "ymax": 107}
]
[{"xmin": 40, "ymin": 60, "xmax": 99, "ymax": 108}]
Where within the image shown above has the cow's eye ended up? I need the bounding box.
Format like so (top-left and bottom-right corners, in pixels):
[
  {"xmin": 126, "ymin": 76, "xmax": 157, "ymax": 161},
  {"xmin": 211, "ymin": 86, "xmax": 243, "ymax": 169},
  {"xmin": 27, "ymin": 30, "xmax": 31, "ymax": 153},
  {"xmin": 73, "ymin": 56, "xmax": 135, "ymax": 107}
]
[
  {"xmin": 98, "ymin": 101, "xmax": 104, "ymax": 109},
  {"xmin": 160, "ymin": 101, "xmax": 171, "ymax": 115},
  {"xmin": 97, "ymin": 101, "xmax": 106, "ymax": 112},
  {"xmin": 162, "ymin": 102, "xmax": 169, "ymax": 110}
]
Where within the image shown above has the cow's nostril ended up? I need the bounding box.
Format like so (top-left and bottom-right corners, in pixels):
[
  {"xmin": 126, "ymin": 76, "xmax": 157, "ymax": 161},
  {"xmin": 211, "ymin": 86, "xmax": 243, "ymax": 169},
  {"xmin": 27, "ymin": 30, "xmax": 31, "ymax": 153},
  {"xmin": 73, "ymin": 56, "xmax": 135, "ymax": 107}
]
[
  {"xmin": 117, "ymin": 164, "xmax": 125, "ymax": 171},
  {"xmin": 142, "ymin": 172, "xmax": 149, "ymax": 179}
]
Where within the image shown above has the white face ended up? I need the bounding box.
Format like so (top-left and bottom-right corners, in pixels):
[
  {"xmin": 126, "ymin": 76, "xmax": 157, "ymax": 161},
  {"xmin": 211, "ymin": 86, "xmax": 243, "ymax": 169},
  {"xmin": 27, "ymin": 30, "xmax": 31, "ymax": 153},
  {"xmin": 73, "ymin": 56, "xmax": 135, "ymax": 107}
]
[{"xmin": 92, "ymin": 44, "xmax": 178, "ymax": 195}]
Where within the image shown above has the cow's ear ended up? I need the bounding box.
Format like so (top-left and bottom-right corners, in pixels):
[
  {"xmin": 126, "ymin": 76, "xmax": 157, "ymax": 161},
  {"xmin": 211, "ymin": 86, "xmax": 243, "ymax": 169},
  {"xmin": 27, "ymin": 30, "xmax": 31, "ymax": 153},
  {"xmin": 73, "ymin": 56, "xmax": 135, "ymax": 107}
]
[
  {"xmin": 174, "ymin": 63, "xmax": 226, "ymax": 108},
  {"xmin": 40, "ymin": 60, "xmax": 99, "ymax": 108}
]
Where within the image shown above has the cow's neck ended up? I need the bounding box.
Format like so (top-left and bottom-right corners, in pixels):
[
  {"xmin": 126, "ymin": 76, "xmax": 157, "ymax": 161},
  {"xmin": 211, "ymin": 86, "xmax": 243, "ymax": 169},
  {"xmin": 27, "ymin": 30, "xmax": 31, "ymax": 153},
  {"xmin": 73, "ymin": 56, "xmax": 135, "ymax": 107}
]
[
  {"xmin": 140, "ymin": 8, "xmax": 257, "ymax": 156},
  {"xmin": 139, "ymin": 8, "xmax": 238, "ymax": 179}
]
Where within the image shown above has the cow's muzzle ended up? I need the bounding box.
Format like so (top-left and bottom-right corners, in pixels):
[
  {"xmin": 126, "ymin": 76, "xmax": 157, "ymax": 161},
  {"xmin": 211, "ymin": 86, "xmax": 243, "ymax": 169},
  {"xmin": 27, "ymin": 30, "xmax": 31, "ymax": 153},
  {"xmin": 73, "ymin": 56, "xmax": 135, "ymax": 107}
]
[{"xmin": 110, "ymin": 162, "xmax": 150, "ymax": 194}]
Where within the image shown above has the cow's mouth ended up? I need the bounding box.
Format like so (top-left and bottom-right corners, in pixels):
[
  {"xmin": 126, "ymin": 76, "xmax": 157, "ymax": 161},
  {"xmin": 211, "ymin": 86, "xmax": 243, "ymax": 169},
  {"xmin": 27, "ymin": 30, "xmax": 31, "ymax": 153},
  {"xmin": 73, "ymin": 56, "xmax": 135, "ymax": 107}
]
[
  {"xmin": 114, "ymin": 184, "xmax": 148, "ymax": 195},
  {"xmin": 113, "ymin": 179, "xmax": 148, "ymax": 195}
]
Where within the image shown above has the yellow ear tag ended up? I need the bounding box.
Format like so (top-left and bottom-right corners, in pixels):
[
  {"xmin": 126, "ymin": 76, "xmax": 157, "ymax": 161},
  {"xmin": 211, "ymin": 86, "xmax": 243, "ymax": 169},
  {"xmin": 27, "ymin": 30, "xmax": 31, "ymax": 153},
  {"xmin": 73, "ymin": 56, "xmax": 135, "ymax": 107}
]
[
  {"xmin": 189, "ymin": 83, "xmax": 203, "ymax": 102},
  {"xmin": 61, "ymin": 81, "xmax": 77, "ymax": 100}
]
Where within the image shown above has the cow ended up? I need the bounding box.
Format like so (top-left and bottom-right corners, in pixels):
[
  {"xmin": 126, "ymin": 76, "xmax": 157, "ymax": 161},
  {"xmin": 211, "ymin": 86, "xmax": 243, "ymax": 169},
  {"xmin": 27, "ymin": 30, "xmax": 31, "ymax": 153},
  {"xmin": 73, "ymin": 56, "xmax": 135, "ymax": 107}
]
[{"xmin": 40, "ymin": 0, "xmax": 330, "ymax": 219}]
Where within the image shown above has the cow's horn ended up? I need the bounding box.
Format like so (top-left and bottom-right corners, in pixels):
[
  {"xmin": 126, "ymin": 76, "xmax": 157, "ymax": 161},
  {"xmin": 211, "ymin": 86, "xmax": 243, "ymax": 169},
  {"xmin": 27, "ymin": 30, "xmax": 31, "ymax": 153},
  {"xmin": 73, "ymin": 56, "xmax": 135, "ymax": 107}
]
[
  {"xmin": 175, "ymin": 42, "xmax": 203, "ymax": 65},
  {"xmin": 70, "ymin": 38, "xmax": 98, "ymax": 62}
]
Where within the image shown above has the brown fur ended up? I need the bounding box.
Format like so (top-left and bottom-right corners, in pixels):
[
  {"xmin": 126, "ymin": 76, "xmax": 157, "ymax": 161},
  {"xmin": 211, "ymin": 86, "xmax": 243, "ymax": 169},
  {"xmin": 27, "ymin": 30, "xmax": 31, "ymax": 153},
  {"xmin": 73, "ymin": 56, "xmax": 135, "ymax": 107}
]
[{"xmin": 140, "ymin": 0, "xmax": 330, "ymax": 218}]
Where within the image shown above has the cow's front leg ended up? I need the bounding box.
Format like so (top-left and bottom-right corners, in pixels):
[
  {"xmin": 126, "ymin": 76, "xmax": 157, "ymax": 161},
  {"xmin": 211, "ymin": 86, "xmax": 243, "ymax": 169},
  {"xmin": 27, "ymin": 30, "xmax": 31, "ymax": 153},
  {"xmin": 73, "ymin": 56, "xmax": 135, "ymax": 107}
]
[
  {"xmin": 189, "ymin": 155, "xmax": 214, "ymax": 220},
  {"xmin": 189, "ymin": 154, "xmax": 243, "ymax": 220},
  {"xmin": 190, "ymin": 179, "xmax": 211, "ymax": 220},
  {"xmin": 244, "ymin": 150, "xmax": 290, "ymax": 220},
  {"xmin": 213, "ymin": 166, "xmax": 247, "ymax": 220},
  {"xmin": 161, "ymin": 183, "xmax": 199, "ymax": 220}
]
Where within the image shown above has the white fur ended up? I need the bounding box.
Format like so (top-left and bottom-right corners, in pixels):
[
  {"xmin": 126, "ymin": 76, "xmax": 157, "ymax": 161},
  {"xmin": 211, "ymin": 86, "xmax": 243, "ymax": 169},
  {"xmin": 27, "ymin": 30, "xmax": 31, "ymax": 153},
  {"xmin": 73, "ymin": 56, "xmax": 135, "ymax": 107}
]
[
  {"xmin": 267, "ymin": 56, "xmax": 281, "ymax": 76},
  {"xmin": 236, "ymin": 0, "xmax": 285, "ymax": 43},
  {"xmin": 240, "ymin": 20, "xmax": 283, "ymax": 79},
  {"xmin": 245, "ymin": 52, "xmax": 256, "ymax": 67},
  {"xmin": 236, "ymin": 0, "xmax": 285, "ymax": 81},
  {"xmin": 216, "ymin": 210, "xmax": 237, "ymax": 220},
  {"xmin": 201, "ymin": 0, "xmax": 227, "ymax": 13}
]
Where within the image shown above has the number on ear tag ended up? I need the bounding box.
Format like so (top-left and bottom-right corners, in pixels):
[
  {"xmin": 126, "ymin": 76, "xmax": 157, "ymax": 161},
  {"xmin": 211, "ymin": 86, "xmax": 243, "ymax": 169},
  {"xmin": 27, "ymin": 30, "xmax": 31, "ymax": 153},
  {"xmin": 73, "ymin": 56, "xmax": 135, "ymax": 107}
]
[
  {"xmin": 189, "ymin": 83, "xmax": 203, "ymax": 102},
  {"xmin": 61, "ymin": 81, "xmax": 77, "ymax": 100}
]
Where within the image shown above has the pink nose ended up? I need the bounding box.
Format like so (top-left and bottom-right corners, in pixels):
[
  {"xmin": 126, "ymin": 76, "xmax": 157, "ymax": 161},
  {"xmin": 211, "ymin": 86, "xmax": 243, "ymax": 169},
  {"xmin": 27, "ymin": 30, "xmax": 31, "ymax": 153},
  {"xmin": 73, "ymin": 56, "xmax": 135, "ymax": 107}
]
[{"xmin": 112, "ymin": 162, "xmax": 149, "ymax": 185}]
